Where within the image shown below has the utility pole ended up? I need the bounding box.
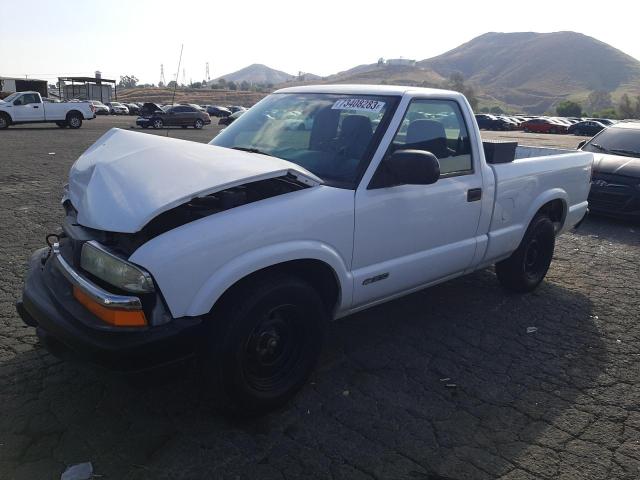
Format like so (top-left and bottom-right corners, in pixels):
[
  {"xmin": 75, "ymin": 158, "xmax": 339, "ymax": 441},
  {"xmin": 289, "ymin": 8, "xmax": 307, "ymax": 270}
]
[
  {"xmin": 159, "ymin": 64, "xmax": 166, "ymax": 86},
  {"xmin": 182, "ymin": 68, "xmax": 186, "ymax": 86},
  {"xmin": 205, "ymin": 62, "xmax": 210, "ymax": 82}
]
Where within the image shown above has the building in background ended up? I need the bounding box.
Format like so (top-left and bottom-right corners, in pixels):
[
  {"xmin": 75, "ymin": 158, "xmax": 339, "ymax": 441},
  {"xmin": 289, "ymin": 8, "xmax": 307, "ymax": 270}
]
[
  {"xmin": 385, "ymin": 58, "xmax": 416, "ymax": 67},
  {"xmin": 0, "ymin": 76, "xmax": 48, "ymax": 98},
  {"xmin": 59, "ymin": 71, "xmax": 117, "ymax": 102}
]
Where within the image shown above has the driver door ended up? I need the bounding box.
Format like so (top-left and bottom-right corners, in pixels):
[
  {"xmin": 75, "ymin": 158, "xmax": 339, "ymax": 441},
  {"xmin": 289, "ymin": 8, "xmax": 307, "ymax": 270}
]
[
  {"xmin": 13, "ymin": 93, "xmax": 44, "ymax": 122},
  {"xmin": 352, "ymin": 98, "xmax": 484, "ymax": 307}
]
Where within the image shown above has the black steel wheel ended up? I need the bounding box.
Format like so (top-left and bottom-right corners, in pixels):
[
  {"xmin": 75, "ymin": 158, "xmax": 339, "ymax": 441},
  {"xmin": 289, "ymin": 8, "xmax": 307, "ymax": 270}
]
[
  {"xmin": 496, "ymin": 214, "xmax": 555, "ymax": 293},
  {"xmin": 202, "ymin": 273, "xmax": 327, "ymax": 415}
]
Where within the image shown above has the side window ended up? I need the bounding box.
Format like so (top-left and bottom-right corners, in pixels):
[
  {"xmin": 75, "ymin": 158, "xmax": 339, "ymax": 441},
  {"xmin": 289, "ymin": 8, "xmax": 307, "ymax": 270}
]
[
  {"xmin": 13, "ymin": 95, "xmax": 25, "ymax": 106},
  {"xmin": 387, "ymin": 99, "xmax": 473, "ymax": 176},
  {"xmin": 22, "ymin": 94, "xmax": 39, "ymax": 105}
]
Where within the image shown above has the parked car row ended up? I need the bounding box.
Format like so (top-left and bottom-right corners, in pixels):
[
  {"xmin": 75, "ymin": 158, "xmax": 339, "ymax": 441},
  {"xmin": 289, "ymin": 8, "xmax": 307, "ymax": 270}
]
[{"xmin": 475, "ymin": 113, "xmax": 615, "ymax": 136}]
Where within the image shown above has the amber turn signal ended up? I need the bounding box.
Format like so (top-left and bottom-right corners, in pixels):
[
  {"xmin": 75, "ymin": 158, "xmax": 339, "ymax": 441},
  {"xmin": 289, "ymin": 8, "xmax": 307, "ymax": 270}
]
[{"xmin": 73, "ymin": 286, "xmax": 147, "ymax": 327}]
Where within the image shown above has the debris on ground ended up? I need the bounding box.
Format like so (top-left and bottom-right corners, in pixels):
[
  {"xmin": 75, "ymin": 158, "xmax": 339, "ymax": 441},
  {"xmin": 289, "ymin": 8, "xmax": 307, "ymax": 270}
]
[
  {"xmin": 526, "ymin": 327, "xmax": 538, "ymax": 334},
  {"xmin": 60, "ymin": 462, "xmax": 93, "ymax": 480},
  {"xmin": 342, "ymin": 390, "xmax": 350, "ymax": 396}
]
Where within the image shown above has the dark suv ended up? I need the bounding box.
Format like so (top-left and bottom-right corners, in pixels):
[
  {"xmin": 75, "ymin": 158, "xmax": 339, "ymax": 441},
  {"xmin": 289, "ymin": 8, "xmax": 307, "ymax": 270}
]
[{"xmin": 136, "ymin": 103, "xmax": 211, "ymax": 129}]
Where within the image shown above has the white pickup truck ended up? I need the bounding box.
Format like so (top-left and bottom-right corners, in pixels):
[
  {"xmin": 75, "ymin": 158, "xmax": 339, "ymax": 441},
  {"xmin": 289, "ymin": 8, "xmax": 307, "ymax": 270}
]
[
  {"xmin": 0, "ymin": 91, "xmax": 95, "ymax": 129},
  {"xmin": 18, "ymin": 85, "xmax": 592, "ymax": 414}
]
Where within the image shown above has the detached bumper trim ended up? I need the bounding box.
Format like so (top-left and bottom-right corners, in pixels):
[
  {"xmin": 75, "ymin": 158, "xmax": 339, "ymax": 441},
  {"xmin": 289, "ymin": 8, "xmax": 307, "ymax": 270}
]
[{"xmin": 52, "ymin": 243, "xmax": 142, "ymax": 311}]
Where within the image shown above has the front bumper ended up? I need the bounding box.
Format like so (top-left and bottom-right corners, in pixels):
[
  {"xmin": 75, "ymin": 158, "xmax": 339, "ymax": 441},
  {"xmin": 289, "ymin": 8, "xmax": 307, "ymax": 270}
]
[
  {"xmin": 588, "ymin": 176, "xmax": 640, "ymax": 221},
  {"xmin": 17, "ymin": 247, "xmax": 204, "ymax": 371}
]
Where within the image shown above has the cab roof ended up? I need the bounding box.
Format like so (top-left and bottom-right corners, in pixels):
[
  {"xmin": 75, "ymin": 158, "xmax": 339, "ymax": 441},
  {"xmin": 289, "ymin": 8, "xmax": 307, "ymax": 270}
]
[{"xmin": 274, "ymin": 84, "xmax": 462, "ymax": 98}]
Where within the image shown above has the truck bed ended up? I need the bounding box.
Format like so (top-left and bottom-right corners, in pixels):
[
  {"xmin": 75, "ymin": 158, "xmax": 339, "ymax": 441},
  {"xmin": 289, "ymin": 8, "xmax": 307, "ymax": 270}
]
[{"xmin": 480, "ymin": 148, "xmax": 592, "ymax": 267}]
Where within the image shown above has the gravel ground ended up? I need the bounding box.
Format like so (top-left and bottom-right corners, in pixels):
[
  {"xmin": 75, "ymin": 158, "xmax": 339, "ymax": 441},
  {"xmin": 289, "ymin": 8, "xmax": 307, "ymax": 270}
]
[{"xmin": 1, "ymin": 117, "xmax": 639, "ymax": 480}]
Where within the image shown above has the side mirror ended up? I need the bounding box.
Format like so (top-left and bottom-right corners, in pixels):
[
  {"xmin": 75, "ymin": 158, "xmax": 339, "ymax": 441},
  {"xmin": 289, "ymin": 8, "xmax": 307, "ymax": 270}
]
[
  {"xmin": 371, "ymin": 149, "xmax": 440, "ymax": 188},
  {"xmin": 577, "ymin": 140, "xmax": 586, "ymax": 149}
]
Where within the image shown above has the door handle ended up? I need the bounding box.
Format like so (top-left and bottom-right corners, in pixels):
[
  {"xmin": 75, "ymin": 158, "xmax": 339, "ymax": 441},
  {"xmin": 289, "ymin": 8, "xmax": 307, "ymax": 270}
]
[
  {"xmin": 467, "ymin": 188, "xmax": 482, "ymax": 202},
  {"xmin": 32, "ymin": 105, "xmax": 39, "ymax": 108}
]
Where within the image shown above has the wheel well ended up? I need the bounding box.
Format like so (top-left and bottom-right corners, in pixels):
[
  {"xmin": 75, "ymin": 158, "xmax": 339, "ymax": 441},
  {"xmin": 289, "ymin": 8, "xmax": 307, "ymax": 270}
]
[
  {"xmin": 66, "ymin": 110, "xmax": 82, "ymax": 119},
  {"xmin": 215, "ymin": 259, "xmax": 341, "ymax": 315},
  {"xmin": 536, "ymin": 199, "xmax": 565, "ymax": 231},
  {"xmin": 0, "ymin": 111, "xmax": 11, "ymax": 123}
]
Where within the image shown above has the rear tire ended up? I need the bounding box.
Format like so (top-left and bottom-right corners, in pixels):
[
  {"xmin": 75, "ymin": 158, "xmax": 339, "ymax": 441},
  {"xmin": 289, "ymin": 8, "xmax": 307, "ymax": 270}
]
[
  {"xmin": 66, "ymin": 113, "xmax": 82, "ymax": 129},
  {"xmin": 201, "ymin": 273, "xmax": 327, "ymax": 416},
  {"xmin": 496, "ymin": 214, "xmax": 555, "ymax": 293},
  {"xmin": 152, "ymin": 118, "xmax": 163, "ymax": 129}
]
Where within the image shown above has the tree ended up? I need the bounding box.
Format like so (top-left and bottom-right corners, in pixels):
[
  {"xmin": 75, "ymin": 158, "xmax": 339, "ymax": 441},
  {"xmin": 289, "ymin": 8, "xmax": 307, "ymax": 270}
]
[
  {"xmin": 118, "ymin": 75, "xmax": 139, "ymax": 88},
  {"xmin": 240, "ymin": 80, "xmax": 251, "ymax": 91},
  {"xmin": 446, "ymin": 73, "xmax": 478, "ymax": 111},
  {"xmin": 190, "ymin": 81, "xmax": 203, "ymax": 89},
  {"xmin": 591, "ymin": 108, "xmax": 618, "ymax": 119},
  {"xmin": 618, "ymin": 94, "xmax": 635, "ymax": 119},
  {"xmin": 227, "ymin": 81, "xmax": 238, "ymax": 91},
  {"xmin": 586, "ymin": 91, "xmax": 613, "ymax": 114},
  {"xmin": 556, "ymin": 100, "xmax": 582, "ymax": 117},
  {"xmin": 167, "ymin": 80, "xmax": 177, "ymax": 89}
]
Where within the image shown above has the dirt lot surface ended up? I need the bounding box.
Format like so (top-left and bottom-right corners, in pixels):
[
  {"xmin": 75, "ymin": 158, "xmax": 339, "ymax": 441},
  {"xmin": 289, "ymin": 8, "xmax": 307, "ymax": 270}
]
[{"xmin": 1, "ymin": 117, "xmax": 639, "ymax": 480}]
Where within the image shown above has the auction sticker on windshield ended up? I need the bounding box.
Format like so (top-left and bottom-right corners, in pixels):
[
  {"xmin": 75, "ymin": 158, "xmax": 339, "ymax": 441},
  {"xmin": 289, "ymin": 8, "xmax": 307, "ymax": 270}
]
[{"xmin": 332, "ymin": 99, "xmax": 385, "ymax": 113}]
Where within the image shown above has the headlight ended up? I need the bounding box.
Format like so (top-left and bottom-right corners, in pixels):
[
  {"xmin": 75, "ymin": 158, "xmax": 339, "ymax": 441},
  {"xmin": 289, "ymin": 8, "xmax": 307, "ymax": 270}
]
[{"xmin": 81, "ymin": 241, "xmax": 154, "ymax": 293}]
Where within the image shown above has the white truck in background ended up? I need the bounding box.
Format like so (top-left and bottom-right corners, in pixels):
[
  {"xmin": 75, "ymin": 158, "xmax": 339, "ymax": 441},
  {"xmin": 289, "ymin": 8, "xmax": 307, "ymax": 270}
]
[
  {"xmin": 18, "ymin": 85, "xmax": 592, "ymax": 415},
  {"xmin": 0, "ymin": 91, "xmax": 95, "ymax": 129}
]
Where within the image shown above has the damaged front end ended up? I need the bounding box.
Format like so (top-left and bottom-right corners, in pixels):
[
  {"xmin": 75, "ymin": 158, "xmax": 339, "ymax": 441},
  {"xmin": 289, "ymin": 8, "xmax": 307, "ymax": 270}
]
[{"xmin": 17, "ymin": 128, "xmax": 322, "ymax": 370}]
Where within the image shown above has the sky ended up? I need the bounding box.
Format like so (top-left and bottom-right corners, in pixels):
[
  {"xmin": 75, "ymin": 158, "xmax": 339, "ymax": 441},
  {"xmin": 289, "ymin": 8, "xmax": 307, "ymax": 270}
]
[{"xmin": 1, "ymin": 0, "xmax": 639, "ymax": 85}]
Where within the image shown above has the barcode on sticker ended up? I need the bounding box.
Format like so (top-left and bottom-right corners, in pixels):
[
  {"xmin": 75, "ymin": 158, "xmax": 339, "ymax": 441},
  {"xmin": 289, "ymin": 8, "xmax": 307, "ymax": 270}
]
[{"xmin": 332, "ymin": 99, "xmax": 385, "ymax": 113}]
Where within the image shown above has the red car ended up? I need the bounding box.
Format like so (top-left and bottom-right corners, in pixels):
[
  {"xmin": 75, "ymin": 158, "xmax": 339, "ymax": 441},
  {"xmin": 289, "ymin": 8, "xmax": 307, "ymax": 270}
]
[{"xmin": 521, "ymin": 118, "xmax": 568, "ymax": 134}]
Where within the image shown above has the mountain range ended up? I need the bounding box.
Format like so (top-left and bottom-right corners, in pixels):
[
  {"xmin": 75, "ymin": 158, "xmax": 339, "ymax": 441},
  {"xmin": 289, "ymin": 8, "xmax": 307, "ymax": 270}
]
[{"xmin": 214, "ymin": 32, "xmax": 640, "ymax": 114}]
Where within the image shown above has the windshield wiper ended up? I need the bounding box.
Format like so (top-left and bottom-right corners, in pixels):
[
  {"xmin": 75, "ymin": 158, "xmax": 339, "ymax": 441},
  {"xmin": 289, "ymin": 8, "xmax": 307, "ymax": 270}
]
[
  {"xmin": 589, "ymin": 143, "xmax": 610, "ymax": 153},
  {"xmin": 230, "ymin": 146, "xmax": 273, "ymax": 157},
  {"xmin": 607, "ymin": 148, "xmax": 640, "ymax": 158}
]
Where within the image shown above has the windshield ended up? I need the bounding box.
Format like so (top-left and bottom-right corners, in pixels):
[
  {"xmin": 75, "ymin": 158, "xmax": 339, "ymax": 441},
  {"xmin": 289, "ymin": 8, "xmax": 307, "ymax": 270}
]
[
  {"xmin": 583, "ymin": 127, "xmax": 640, "ymax": 158},
  {"xmin": 209, "ymin": 93, "xmax": 399, "ymax": 186},
  {"xmin": 2, "ymin": 92, "xmax": 21, "ymax": 103}
]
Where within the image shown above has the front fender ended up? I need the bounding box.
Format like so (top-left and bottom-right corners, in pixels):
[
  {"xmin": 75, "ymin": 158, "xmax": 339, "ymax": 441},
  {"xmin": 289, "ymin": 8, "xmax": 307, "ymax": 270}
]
[{"xmin": 186, "ymin": 241, "xmax": 353, "ymax": 317}]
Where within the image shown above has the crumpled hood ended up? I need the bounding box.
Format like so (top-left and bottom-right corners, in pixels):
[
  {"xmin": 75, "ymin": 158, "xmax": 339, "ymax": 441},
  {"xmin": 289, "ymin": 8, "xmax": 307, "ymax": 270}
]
[
  {"xmin": 593, "ymin": 153, "xmax": 640, "ymax": 177},
  {"xmin": 68, "ymin": 128, "xmax": 321, "ymax": 233}
]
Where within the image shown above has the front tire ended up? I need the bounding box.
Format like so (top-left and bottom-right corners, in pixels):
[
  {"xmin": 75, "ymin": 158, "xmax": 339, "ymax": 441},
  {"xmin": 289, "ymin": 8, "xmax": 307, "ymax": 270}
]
[
  {"xmin": 0, "ymin": 113, "xmax": 10, "ymax": 129},
  {"xmin": 202, "ymin": 273, "xmax": 327, "ymax": 415},
  {"xmin": 152, "ymin": 118, "xmax": 163, "ymax": 129},
  {"xmin": 194, "ymin": 119, "xmax": 204, "ymax": 129},
  {"xmin": 496, "ymin": 214, "xmax": 555, "ymax": 293}
]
